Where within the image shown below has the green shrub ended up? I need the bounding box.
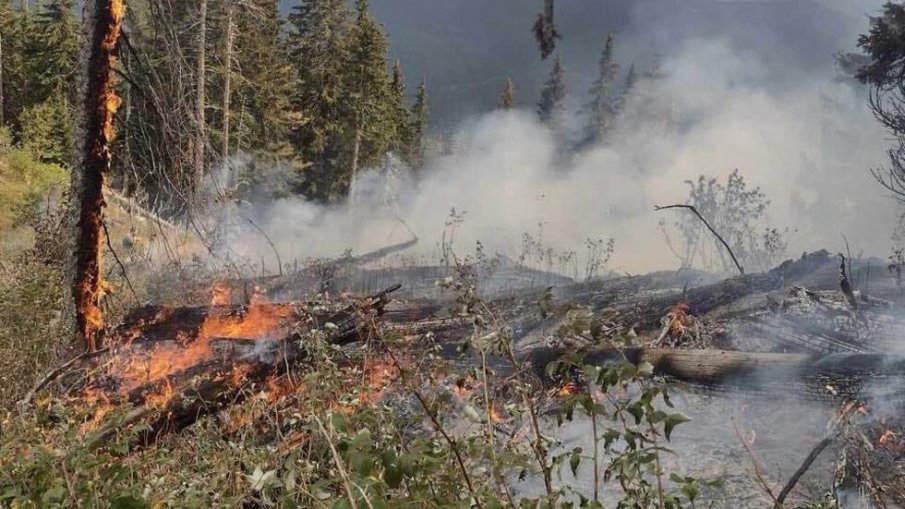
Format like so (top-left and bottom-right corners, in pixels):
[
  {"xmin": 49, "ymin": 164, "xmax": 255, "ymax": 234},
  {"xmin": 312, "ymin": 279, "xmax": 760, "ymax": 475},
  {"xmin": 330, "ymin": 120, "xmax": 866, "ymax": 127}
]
[{"xmin": 0, "ymin": 147, "xmax": 67, "ymax": 232}]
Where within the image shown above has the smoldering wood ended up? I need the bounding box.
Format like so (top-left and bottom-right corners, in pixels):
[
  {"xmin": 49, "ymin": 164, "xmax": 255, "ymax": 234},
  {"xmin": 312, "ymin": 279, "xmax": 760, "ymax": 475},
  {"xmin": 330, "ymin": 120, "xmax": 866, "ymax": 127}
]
[{"xmin": 80, "ymin": 286, "xmax": 398, "ymax": 445}]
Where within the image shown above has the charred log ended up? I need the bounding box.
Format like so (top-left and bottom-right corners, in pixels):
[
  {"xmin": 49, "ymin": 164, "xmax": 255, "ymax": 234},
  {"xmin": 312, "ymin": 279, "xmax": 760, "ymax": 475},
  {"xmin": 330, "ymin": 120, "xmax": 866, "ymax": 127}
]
[
  {"xmin": 79, "ymin": 287, "xmax": 398, "ymax": 444},
  {"xmin": 528, "ymin": 346, "xmax": 905, "ymax": 399}
]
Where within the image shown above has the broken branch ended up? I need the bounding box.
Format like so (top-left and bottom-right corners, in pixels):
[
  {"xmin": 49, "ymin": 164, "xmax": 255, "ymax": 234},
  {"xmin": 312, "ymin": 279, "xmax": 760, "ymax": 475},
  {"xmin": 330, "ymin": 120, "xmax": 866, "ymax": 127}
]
[{"xmin": 655, "ymin": 204, "xmax": 745, "ymax": 275}]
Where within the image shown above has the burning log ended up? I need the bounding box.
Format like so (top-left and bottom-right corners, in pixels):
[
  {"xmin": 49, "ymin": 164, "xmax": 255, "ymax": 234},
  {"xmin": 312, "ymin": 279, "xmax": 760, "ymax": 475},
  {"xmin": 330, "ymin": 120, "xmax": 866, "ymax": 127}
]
[
  {"xmin": 75, "ymin": 286, "xmax": 399, "ymax": 445},
  {"xmin": 71, "ymin": 0, "xmax": 126, "ymax": 351}
]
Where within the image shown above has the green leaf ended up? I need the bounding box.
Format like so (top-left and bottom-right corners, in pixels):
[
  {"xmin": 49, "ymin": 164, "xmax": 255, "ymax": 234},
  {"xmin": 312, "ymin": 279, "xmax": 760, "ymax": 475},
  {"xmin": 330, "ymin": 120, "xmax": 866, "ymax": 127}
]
[
  {"xmin": 383, "ymin": 463, "xmax": 403, "ymax": 488},
  {"xmin": 110, "ymin": 495, "xmax": 149, "ymax": 509},
  {"xmin": 349, "ymin": 451, "xmax": 373, "ymax": 477},
  {"xmin": 663, "ymin": 412, "xmax": 692, "ymax": 441},
  {"xmin": 682, "ymin": 482, "xmax": 699, "ymax": 501},
  {"xmin": 0, "ymin": 486, "xmax": 20, "ymax": 501},
  {"xmin": 331, "ymin": 413, "xmax": 347, "ymax": 432},
  {"xmin": 41, "ymin": 485, "xmax": 67, "ymax": 504},
  {"xmin": 569, "ymin": 447, "xmax": 582, "ymax": 477}
]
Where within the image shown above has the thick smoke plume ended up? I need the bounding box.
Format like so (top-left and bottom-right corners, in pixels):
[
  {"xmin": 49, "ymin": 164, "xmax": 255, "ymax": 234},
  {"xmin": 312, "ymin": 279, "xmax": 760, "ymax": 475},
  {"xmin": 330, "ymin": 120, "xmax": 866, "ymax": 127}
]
[{"xmin": 222, "ymin": 38, "xmax": 898, "ymax": 275}]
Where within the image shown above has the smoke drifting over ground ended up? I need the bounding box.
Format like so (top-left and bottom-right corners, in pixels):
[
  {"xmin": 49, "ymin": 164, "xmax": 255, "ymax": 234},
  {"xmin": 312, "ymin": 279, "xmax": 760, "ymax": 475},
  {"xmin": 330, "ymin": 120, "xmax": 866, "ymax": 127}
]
[{"xmin": 225, "ymin": 37, "xmax": 898, "ymax": 275}]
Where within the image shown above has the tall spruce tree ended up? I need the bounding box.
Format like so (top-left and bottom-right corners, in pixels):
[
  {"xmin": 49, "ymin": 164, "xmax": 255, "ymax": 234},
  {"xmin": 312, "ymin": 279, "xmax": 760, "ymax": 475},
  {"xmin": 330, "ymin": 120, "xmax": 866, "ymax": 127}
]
[
  {"xmin": 224, "ymin": 0, "xmax": 293, "ymax": 153},
  {"xmin": 287, "ymin": 0, "xmax": 352, "ymax": 201},
  {"xmin": 405, "ymin": 77, "xmax": 428, "ymax": 169},
  {"xmin": 500, "ymin": 78, "xmax": 516, "ymax": 110},
  {"xmin": 36, "ymin": 0, "xmax": 78, "ymax": 95},
  {"xmin": 584, "ymin": 33, "xmax": 619, "ymax": 145},
  {"xmin": 388, "ymin": 60, "xmax": 409, "ymax": 152},
  {"xmin": 623, "ymin": 62, "xmax": 637, "ymax": 96},
  {"xmin": 537, "ymin": 54, "xmax": 565, "ymax": 129},
  {"xmin": 344, "ymin": 0, "xmax": 394, "ymax": 200}
]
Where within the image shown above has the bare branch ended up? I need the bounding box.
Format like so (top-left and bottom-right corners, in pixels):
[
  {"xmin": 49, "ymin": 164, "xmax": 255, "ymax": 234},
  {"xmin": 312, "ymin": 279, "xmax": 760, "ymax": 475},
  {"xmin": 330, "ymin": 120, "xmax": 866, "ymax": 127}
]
[{"xmin": 655, "ymin": 204, "xmax": 745, "ymax": 275}]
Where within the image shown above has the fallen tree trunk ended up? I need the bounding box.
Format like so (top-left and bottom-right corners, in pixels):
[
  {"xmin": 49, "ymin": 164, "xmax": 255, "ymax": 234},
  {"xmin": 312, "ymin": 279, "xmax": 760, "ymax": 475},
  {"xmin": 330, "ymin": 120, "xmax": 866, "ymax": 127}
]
[{"xmin": 528, "ymin": 346, "xmax": 905, "ymax": 397}]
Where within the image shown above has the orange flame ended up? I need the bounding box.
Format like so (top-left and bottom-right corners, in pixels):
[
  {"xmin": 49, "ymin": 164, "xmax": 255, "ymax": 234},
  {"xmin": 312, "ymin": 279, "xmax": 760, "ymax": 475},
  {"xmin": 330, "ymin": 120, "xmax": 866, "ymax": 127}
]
[
  {"xmin": 668, "ymin": 301, "xmax": 693, "ymax": 336},
  {"xmin": 557, "ymin": 382, "xmax": 581, "ymax": 397},
  {"xmin": 101, "ymin": 299, "xmax": 294, "ymax": 400},
  {"xmin": 265, "ymin": 375, "xmax": 297, "ymax": 404},
  {"xmin": 144, "ymin": 381, "xmax": 175, "ymax": 409}
]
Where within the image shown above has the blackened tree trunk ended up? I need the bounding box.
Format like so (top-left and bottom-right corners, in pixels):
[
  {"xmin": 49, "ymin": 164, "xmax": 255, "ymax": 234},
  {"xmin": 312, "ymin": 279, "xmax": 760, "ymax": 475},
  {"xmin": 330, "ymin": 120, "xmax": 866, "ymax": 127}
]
[{"xmin": 71, "ymin": 0, "xmax": 125, "ymax": 351}]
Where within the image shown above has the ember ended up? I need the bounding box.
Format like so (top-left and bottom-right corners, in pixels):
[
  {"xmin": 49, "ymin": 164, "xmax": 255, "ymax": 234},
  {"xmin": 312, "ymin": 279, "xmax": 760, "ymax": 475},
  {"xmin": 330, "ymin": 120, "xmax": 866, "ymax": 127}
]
[{"xmin": 668, "ymin": 301, "xmax": 693, "ymax": 337}]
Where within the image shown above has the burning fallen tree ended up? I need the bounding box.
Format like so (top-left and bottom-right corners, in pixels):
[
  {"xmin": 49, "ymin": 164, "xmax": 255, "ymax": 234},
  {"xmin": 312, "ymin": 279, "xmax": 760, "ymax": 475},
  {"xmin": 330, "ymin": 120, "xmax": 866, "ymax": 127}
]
[{"xmin": 54, "ymin": 285, "xmax": 398, "ymax": 445}]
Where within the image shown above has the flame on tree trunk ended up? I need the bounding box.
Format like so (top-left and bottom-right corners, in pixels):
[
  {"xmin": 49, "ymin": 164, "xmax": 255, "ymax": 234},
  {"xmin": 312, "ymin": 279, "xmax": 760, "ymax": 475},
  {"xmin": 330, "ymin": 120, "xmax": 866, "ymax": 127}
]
[{"xmin": 72, "ymin": 0, "xmax": 126, "ymax": 351}]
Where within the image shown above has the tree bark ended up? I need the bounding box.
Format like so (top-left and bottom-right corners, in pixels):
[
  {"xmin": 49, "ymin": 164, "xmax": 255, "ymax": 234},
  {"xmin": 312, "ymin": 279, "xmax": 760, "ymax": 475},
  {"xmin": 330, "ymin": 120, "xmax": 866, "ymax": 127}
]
[
  {"xmin": 348, "ymin": 126, "xmax": 362, "ymax": 207},
  {"xmin": 193, "ymin": 0, "xmax": 207, "ymax": 192},
  {"xmin": 0, "ymin": 32, "xmax": 4, "ymax": 127},
  {"xmin": 528, "ymin": 346, "xmax": 905, "ymax": 394},
  {"xmin": 71, "ymin": 0, "xmax": 126, "ymax": 351},
  {"xmin": 221, "ymin": 1, "xmax": 234, "ymax": 159}
]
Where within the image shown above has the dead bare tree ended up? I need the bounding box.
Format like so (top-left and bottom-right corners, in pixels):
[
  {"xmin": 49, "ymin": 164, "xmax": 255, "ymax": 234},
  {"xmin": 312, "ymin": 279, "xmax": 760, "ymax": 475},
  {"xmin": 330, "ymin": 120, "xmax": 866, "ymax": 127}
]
[
  {"xmin": 70, "ymin": 0, "xmax": 126, "ymax": 351},
  {"xmin": 193, "ymin": 0, "xmax": 207, "ymax": 193},
  {"xmin": 221, "ymin": 0, "xmax": 234, "ymax": 159}
]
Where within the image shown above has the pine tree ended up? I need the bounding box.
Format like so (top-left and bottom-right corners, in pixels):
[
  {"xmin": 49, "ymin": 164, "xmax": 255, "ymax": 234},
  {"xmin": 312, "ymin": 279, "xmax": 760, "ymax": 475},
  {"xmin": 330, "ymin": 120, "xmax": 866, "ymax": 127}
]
[
  {"xmin": 35, "ymin": 0, "xmax": 78, "ymax": 95},
  {"xmin": 584, "ymin": 33, "xmax": 620, "ymax": 145},
  {"xmin": 0, "ymin": 0, "xmax": 78, "ymax": 134},
  {"xmin": 533, "ymin": 0, "xmax": 559, "ymax": 60},
  {"xmin": 405, "ymin": 77, "xmax": 428, "ymax": 169},
  {"xmin": 537, "ymin": 54, "xmax": 565, "ymax": 129},
  {"xmin": 225, "ymin": 0, "xmax": 293, "ymax": 153},
  {"xmin": 193, "ymin": 0, "xmax": 208, "ymax": 191},
  {"xmin": 388, "ymin": 60, "xmax": 409, "ymax": 151},
  {"xmin": 499, "ymin": 78, "xmax": 516, "ymax": 110},
  {"xmin": 344, "ymin": 0, "xmax": 394, "ymax": 200},
  {"xmin": 286, "ymin": 0, "xmax": 352, "ymax": 201},
  {"xmin": 623, "ymin": 63, "xmax": 637, "ymax": 98}
]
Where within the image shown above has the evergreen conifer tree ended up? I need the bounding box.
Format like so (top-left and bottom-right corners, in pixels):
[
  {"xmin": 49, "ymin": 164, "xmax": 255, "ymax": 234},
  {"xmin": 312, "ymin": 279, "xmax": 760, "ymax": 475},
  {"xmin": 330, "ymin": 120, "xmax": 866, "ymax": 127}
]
[
  {"xmin": 537, "ymin": 55, "xmax": 565, "ymax": 129},
  {"xmin": 405, "ymin": 77, "xmax": 428, "ymax": 169},
  {"xmin": 287, "ymin": 0, "xmax": 352, "ymax": 200},
  {"xmin": 388, "ymin": 60, "xmax": 409, "ymax": 151},
  {"xmin": 584, "ymin": 33, "xmax": 619, "ymax": 145}
]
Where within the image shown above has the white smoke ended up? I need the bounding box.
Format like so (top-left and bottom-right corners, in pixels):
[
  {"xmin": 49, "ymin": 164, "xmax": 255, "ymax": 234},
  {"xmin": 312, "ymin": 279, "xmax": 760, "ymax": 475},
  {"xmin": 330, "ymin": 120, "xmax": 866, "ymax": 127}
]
[{"xmin": 224, "ymin": 37, "xmax": 899, "ymax": 275}]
